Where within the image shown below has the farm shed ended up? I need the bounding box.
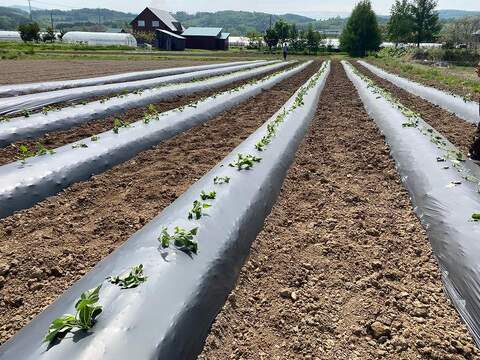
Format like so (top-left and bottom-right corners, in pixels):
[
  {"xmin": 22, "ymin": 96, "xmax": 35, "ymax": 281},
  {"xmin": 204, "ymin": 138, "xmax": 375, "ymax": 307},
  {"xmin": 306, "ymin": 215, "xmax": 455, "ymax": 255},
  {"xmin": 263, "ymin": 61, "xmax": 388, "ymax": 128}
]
[
  {"xmin": 155, "ymin": 29, "xmax": 186, "ymax": 51},
  {"xmin": 62, "ymin": 32, "xmax": 137, "ymax": 47},
  {"xmin": 130, "ymin": 7, "xmax": 184, "ymax": 35},
  {"xmin": 182, "ymin": 27, "xmax": 230, "ymax": 50},
  {"xmin": 0, "ymin": 31, "xmax": 21, "ymax": 42}
]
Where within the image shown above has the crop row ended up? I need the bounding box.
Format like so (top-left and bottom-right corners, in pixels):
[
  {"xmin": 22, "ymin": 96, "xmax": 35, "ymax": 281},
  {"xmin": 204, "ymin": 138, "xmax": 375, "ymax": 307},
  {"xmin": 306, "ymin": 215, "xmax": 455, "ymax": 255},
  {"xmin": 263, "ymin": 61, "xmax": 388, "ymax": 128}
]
[
  {"xmin": 343, "ymin": 60, "xmax": 480, "ymax": 346},
  {"xmin": 0, "ymin": 60, "xmax": 264, "ymax": 97},
  {"xmin": 0, "ymin": 61, "xmax": 330, "ymax": 360},
  {"xmin": 0, "ymin": 60, "xmax": 291, "ymax": 147},
  {"xmin": 0, "ymin": 60, "xmax": 277, "ymax": 116},
  {"xmin": 0, "ymin": 61, "xmax": 311, "ymax": 219}
]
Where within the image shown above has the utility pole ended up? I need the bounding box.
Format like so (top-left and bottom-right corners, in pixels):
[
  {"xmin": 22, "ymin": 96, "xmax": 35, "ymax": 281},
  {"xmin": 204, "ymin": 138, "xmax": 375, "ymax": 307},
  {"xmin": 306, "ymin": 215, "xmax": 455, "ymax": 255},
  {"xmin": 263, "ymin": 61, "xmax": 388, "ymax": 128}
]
[
  {"xmin": 28, "ymin": 0, "xmax": 32, "ymax": 21},
  {"xmin": 50, "ymin": 11, "xmax": 54, "ymax": 31}
]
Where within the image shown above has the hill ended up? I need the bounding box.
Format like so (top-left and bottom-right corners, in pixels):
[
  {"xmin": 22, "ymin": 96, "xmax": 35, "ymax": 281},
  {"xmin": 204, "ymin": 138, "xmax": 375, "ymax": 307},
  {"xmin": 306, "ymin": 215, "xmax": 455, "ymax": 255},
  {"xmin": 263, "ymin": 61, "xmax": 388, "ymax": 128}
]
[{"xmin": 0, "ymin": 7, "xmax": 478, "ymax": 35}]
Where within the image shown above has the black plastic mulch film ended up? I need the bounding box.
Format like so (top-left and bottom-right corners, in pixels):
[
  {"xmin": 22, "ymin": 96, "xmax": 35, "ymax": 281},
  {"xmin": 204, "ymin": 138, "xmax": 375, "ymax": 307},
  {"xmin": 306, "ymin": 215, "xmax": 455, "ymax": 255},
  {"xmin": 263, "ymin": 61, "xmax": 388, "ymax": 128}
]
[
  {"xmin": 0, "ymin": 61, "xmax": 330, "ymax": 359},
  {"xmin": 343, "ymin": 60, "xmax": 480, "ymax": 346},
  {"xmin": 0, "ymin": 61, "xmax": 310, "ymax": 219},
  {"xmin": 0, "ymin": 60, "xmax": 288, "ymax": 147}
]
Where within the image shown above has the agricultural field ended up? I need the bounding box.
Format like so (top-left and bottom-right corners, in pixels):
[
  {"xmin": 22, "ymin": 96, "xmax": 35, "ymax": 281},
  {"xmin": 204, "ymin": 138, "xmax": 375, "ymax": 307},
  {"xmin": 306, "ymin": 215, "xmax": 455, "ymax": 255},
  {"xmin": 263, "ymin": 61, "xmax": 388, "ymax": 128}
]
[{"xmin": 0, "ymin": 53, "xmax": 479, "ymax": 360}]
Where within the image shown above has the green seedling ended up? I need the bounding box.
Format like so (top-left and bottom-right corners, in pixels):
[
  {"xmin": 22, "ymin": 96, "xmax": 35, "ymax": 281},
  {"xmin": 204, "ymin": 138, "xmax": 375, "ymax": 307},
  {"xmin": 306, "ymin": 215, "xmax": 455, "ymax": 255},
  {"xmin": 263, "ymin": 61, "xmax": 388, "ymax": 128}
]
[
  {"xmin": 41, "ymin": 105, "xmax": 58, "ymax": 115},
  {"xmin": 229, "ymin": 153, "xmax": 261, "ymax": 170},
  {"xmin": 214, "ymin": 176, "xmax": 230, "ymax": 184},
  {"xmin": 188, "ymin": 200, "xmax": 211, "ymax": 220},
  {"xmin": 200, "ymin": 191, "xmax": 216, "ymax": 200},
  {"xmin": 472, "ymin": 213, "xmax": 480, "ymax": 221},
  {"xmin": 72, "ymin": 143, "xmax": 88, "ymax": 149},
  {"xmin": 143, "ymin": 104, "xmax": 158, "ymax": 124},
  {"xmin": 91, "ymin": 135, "xmax": 99, "ymax": 142},
  {"xmin": 35, "ymin": 143, "xmax": 55, "ymax": 156},
  {"xmin": 44, "ymin": 285, "xmax": 102, "ymax": 343},
  {"xmin": 159, "ymin": 226, "xmax": 198, "ymax": 254},
  {"xmin": 0, "ymin": 116, "xmax": 9, "ymax": 122},
  {"xmin": 21, "ymin": 109, "xmax": 31, "ymax": 118},
  {"xmin": 16, "ymin": 144, "xmax": 34, "ymax": 163},
  {"xmin": 108, "ymin": 264, "xmax": 147, "ymax": 289},
  {"xmin": 112, "ymin": 118, "xmax": 130, "ymax": 134}
]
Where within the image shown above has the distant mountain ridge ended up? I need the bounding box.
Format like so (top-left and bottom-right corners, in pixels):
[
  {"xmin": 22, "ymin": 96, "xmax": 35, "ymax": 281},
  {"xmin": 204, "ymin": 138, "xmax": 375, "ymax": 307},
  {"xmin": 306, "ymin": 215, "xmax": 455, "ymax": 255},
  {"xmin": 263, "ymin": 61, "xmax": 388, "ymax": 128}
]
[{"xmin": 1, "ymin": 6, "xmax": 478, "ymax": 35}]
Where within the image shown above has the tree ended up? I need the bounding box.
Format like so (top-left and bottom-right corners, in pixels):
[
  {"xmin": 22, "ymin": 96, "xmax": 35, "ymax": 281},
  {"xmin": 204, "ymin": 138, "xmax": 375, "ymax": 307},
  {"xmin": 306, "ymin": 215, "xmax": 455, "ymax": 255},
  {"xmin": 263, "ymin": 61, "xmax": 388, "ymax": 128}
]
[
  {"xmin": 289, "ymin": 24, "xmax": 301, "ymax": 52},
  {"xmin": 42, "ymin": 26, "xmax": 56, "ymax": 43},
  {"xmin": 411, "ymin": 0, "xmax": 441, "ymax": 47},
  {"xmin": 305, "ymin": 24, "xmax": 322, "ymax": 54},
  {"xmin": 340, "ymin": 0, "xmax": 381, "ymax": 56},
  {"xmin": 387, "ymin": 0, "xmax": 414, "ymax": 45},
  {"xmin": 18, "ymin": 22, "xmax": 41, "ymax": 42},
  {"xmin": 264, "ymin": 27, "xmax": 279, "ymax": 52},
  {"xmin": 274, "ymin": 19, "xmax": 290, "ymax": 45},
  {"xmin": 246, "ymin": 31, "xmax": 263, "ymax": 49}
]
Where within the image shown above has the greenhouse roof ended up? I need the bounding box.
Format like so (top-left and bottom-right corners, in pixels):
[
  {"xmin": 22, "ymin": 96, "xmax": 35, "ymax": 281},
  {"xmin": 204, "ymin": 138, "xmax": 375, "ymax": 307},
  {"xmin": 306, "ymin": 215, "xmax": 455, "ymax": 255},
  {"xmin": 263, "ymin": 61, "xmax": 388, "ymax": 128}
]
[{"xmin": 182, "ymin": 27, "xmax": 223, "ymax": 37}]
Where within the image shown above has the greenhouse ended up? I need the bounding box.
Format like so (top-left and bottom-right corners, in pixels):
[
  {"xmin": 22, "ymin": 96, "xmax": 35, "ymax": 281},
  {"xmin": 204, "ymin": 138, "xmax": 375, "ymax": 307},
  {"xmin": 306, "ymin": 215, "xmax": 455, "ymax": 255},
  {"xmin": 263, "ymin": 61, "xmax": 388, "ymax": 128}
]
[
  {"xmin": 62, "ymin": 32, "xmax": 137, "ymax": 47},
  {"xmin": 0, "ymin": 31, "xmax": 22, "ymax": 42}
]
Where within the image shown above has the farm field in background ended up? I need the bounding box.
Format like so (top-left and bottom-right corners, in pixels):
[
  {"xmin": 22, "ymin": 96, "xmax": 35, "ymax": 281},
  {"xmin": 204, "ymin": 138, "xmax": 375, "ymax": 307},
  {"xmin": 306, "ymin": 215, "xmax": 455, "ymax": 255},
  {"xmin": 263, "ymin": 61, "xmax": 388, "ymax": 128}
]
[{"xmin": 0, "ymin": 28, "xmax": 480, "ymax": 360}]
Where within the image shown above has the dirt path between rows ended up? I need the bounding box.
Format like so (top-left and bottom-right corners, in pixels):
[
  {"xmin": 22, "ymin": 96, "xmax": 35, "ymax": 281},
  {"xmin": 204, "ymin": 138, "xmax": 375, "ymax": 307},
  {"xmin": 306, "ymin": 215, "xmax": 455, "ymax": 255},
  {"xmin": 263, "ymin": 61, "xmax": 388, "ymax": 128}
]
[
  {"xmin": 353, "ymin": 61, "xmax": 477, "ymax": 156},
  {"xmin": 199, "ymin": 61, "xmax": 478, "ymax": 359},
  {"xmin": 0, "ymin": 61, "xmax": 320, "ymax": 345},
  {"xmin": 0, "ymin": 59, "xmax": 221, "ymax": 85},
  {"xmin": 0, "ymin": 64, "xmax": 295, "ymax": 166}
]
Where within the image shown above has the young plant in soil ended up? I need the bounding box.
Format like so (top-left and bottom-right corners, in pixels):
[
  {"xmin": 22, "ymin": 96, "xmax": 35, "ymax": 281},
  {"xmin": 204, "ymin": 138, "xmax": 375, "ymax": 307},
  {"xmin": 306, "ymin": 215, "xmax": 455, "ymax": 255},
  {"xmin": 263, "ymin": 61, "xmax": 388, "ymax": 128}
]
[
  {"xmin": 188, "ymin": 200, "xmax": 211, "ymax": 220},
  {"xmin": 200, "ymin": 191, "xmax": 216, "ymax": 200},
  {"xmin": 214, "ymin": 176, "xmax": 230, "ymax": 184},
  {"xmin": 112, "ymin": 118, "xmax": 130, "ymax": 134},
  {"xmin": 229, "ymin": 153, "xmax": 262, "ymax": 170},
  {"xmin": 44, "ymin": 285, "xmax": 103, "ymax": 343},
  {"xmin": 143, "ymin": 104, "xmax": 159, "ymax": 124},
  {"xmin": 72, "ymin": 143, "xmax": 88, "ymax": 149},
  {"xmin": 16, "ymin": 143, "xmax": 55, "ymax": 163},
  {"xmin": 159, "ymin": 226, "xmax": 198, "ymax": 254},
  {"xmin": 472, "ymin": 213, "xmax": 480, "ymax": 221},
  {"xmin": 108, "ymin": 264, "xmax": 147, "ymax": 289},
  {"xmin": 91, "ymin": 135, "xmax": 99, "ymax": 142}
]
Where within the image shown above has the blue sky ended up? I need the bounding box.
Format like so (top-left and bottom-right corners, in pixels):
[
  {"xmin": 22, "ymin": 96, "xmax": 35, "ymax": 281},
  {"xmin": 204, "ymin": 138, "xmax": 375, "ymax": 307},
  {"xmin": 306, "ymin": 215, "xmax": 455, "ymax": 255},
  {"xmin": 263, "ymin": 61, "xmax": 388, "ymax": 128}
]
[{"xmin": 5, "ymin": 0, "xmax": 480, "ymax": 17}]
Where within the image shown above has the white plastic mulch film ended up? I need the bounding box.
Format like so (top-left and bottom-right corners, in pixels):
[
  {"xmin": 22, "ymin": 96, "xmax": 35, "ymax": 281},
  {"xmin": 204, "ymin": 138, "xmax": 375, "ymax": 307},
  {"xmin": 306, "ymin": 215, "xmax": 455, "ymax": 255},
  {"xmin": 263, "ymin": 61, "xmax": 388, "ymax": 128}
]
[
  {"xmin": 0, "ymin": 61, "xmax": 330, "ymax": 360},
  {"xmin": 343, "ymin": 60, "xmax": 480, "ymax": 346},
  {"xmin": 358, "ymin": 60, "xmax": 479, "ymax": 125}
]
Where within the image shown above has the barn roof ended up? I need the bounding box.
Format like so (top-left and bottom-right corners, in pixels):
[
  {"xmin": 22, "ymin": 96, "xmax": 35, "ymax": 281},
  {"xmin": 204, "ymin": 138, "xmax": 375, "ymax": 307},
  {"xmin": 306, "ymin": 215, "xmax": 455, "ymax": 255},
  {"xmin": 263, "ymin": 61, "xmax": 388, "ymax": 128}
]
[
  {"xmin": 148, "ymin": 7, "xmax": 183, "ymax": 32},
  {"xmin": 156, "ymin": 29, "xmax": 186, "ymax": 40},
  {"xmin": 219, "ymin": 33, "xmax": 230, "ymax": 40},
  {"xmin": 182, "ymin": 27, "xmax": 223, "ymax": 37}
]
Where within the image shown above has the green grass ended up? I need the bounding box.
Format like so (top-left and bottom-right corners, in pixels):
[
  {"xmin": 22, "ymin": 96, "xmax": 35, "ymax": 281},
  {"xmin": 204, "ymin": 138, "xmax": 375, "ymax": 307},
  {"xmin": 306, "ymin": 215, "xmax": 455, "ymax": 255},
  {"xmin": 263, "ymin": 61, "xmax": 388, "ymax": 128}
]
[{"xmin": 367, "ymin": 55, "xmax": 480, "ymax": 98}]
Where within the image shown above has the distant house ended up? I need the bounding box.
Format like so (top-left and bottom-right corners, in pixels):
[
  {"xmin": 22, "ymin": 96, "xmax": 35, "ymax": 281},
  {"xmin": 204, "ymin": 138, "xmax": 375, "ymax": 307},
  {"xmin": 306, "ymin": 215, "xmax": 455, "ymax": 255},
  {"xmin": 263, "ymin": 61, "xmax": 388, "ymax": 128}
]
[
  {"xmin": 130, "ymin": 7, "xmax": 184, "ymax": 35},
  {"xmin": 182, "ymin": 27, "xmax": 230, "ymax": 50}
]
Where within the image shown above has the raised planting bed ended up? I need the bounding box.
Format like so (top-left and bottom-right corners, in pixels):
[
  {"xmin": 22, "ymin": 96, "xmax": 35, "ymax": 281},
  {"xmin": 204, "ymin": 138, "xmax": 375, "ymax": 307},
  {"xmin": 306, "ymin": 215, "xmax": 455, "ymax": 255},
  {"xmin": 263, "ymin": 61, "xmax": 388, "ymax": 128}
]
[
  {"xmin": 0, "ymin": 61, "xmax": 311, "ymax": 219},
  {"xmin": 358, "ymin": 60, "xmax": 479, "ymax": 125},
  {"xmin": 344, "ymin": 60, "xmax": 480, "ymax": 346},
  {"xmin": 0, "ymin": 60, "xmax": 264, "ymax": 97},
  {"xmin": 0, "ymin": 61, "xmax": 290, "ymax": 147},
  {"xmin": 0, "ymin": 60, "xmax": 276, "ymax": 116},
  {"xmin": 0, "ymin": 61, "xmax": 330, "ymax": 360}
]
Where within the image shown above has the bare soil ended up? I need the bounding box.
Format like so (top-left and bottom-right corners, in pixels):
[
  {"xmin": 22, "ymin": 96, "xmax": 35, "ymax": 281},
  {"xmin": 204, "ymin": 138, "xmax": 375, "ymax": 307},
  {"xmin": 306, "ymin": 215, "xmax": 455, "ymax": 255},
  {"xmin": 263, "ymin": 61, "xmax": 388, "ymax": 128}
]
[
  {"xmin": 199, "ymin": 61, "xmax": 478, "ymax": 359},
  {"xmin": 0, "ymin": 64, "xmax": 295, "ymax": 166},
  {"xmin": 0, "ymin": 61, "xmax": 320, "ymax": 345},
  {"xmin": 354, "ymin": 61, "xmax": 477, "ymax": 156},
  {"xmin": 0, "ymin": 59, "xmax": 221, "ymax": 85}
]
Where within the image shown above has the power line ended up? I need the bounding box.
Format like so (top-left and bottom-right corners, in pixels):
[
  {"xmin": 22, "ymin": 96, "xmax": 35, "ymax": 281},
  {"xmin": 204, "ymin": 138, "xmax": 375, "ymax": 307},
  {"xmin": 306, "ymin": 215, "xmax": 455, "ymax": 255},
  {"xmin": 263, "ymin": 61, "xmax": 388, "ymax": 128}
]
[{"xmin": 29, "ymin": 0, "xmax": 82, "ymax": 10}]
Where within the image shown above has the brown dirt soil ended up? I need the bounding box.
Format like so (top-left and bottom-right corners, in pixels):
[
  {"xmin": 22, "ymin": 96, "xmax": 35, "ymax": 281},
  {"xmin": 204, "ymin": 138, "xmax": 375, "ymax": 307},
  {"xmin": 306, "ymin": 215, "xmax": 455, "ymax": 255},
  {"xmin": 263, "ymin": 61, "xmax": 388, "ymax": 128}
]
[
  {"xmin": 0, "ymin": 59, "xmax": 221, "ymax": 85},
  {"xmin": 354, "ymin": 61, "xmax": 477, "ymax": 156},
  {"xmin": 0, "ymin": 64, "xmax": 296, "ymax": 166},
  {"xmin": 0, "ymin": 61, "xmax": 321, "ymax": 345},
  {"xmin": 198, "ymin": 61, "xmax": 479, "ymax": 359}
]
